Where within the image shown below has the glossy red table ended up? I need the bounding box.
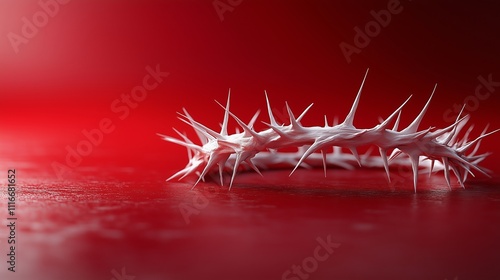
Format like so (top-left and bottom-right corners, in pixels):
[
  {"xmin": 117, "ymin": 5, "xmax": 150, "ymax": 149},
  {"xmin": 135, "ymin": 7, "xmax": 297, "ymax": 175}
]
[{"xmin": 2, "ymin": 153, "xmax": 499, "ymax": 280}]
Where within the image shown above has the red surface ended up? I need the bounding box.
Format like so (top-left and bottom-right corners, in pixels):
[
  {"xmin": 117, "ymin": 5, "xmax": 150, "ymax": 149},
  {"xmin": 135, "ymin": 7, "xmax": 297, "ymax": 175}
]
[
  {"xmin": 1, "ymin": 1, "xmax": 500, "ymax": 279},
  {"xmin": 1, "ymin": 164, "xmax": 500, "ymax": 280}
]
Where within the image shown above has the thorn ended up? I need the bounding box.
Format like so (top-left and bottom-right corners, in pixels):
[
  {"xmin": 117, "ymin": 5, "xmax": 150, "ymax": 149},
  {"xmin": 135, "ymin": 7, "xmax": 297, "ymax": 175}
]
[
  {"xmin": 192, "ymin": 153, "xmax": 220, "ymax": 189},
  {"xmin": 217, "ymin": 139, "xmax": 240, "ymax": 150},
  {"xmin": 264, "ymin": 122, "xmax": 288, "ymax": 139},
  {"xmin": 362, "ymin": 146, "xmax": 374, "ymax": 159},
  {"xmin": 217, "ymin": 155, "xmax": 229, "ymax": 186},
  {"xmin": 172, "ymin": 128, "xmax": 194, "ymax": 144},
  {"xmin": 343, "ymin": 68, "xmax": 369, "ymax": 127},
  {"xmin": 442, "ymin": 157, "xmax": 452, "ymax": 190},
  {"xmin": 264, "ymin": 91, "xmax": 278, "ymax": 127},
  {"xmin": 430, "ymin": 115, "xmax": 469, "ymax": 141},
  {"xmin": 470, "ymin": 139, "xmax": 482, "ymax": 157},
  {"xmin": 290, "ymin": 139, "xmax": 328, "ymax": 176},
  {"xmin": 393, "ymin": 110, "xmax": 402, "ymax": 131},
  {"xmin": 333, "ymin": 145, "xmax": 341, "ymax": 155},
  {"xmin": 220, "ymin": 89, "xmax": 231, "ymax": 136},
  {"xmin": 429, "ymin": 160, "xmax": 435, "ymax": 178},
  {"xmin": 171, "ymin": 128, "xmax": 194, "ymax": 159},
  {"xmin": 458, "ymin": 124, "xmax": 475, "ymax": 147},
  {"xmin": 324, "ymin": 115, "xmax": 329, "ymax": 127},
  {"xmin": 388, "ymin": 149, "xmax": 403, "ymax": 162},
  {"xmin": 179, "ymin": 108, "xmax": 211, "ymax": 144},
  {"xmin": 379, "ymin": 148, "xmax": 391, "ymax": 183},
  {"xmin": 458, "ymin": 128, "xmax": 500, "ymax": 153},
  {"xmin": 167, "ymin": 169, "xmax": 188, "ymax": 182},
  {"xmin": 297, "ymin": 103, "xmax": 314, "ymax": 123},
  {"xmin": 246, "ymin": 159, "xmax": 263, "ymax": 177},
  {"xmin": 403, "ymin": 84, "xmax": 437, "ymax": 133},
  {"xmin": 378, "ymin": 95, "xmax": 412, "ymax": 130},
  {"xmin": 285, "ymin": 102, "xmax": 302, "ymax": 130},
  {"xmin": 248, "ymin": 109, "xmax": 261, "ymax": 129},
  {"xmin": 157, "ymin": 133, "xmax": 204, "ymax": 152},
  {"xmin": 449, "ymin": 163, "xmax": 465, "ymax": 189},
  {"xmin": 409, "ymin": 154, "xmax": 420, "ymax": 193},
  {"xmin": 178, "ymin": 110, "xmax": 221, "ymax": 140},
  {"xmin": 321, "ymin": 150, "xmax": 327, "ymax": 177},
  {"xmin": 463, "ymin": 170, "xmax": 469, "ymax": 183},
  {"xmin": 215, "ymin": 100, "xmax": 264, "ymax": 141},
  {"xmin": 349, "ymin": 147, "xmax": 362, "ymax": 167},
  {"xmin": 450, "ymin": 153, "xmax": 491, "ymax": 178},
  {"xmin": 218, "ymin": 163, "xmax": 224, "ymax": 186},
  {"xmin": 229, "ymin": 153, "xmax": 242, "ymax": 190}
]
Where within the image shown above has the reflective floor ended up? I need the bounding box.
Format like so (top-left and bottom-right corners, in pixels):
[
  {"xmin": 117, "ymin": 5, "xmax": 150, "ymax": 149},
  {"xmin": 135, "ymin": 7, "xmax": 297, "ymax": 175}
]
[{"xmin": 1, "ymin": 162, "xmax": 500, "ymax": 280}]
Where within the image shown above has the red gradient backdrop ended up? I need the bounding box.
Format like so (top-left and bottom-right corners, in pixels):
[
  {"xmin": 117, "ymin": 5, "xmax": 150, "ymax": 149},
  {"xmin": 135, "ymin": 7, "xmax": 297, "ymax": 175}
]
[
  {"xmin": 1, "ymin": 0, "xmax": 499, "ymax": 175},
  {"xmin": 1, "ymin": 1, "xmax": 500, "ymax": 280}
]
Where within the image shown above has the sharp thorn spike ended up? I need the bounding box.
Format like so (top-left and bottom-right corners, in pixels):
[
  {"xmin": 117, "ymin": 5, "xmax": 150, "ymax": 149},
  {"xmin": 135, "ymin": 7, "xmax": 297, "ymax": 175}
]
[
  {"xmin": 285, "ymin": 102, "xmax": 301, "ymax": 129},
  {"xmin": 178, "ymin": 111, "xmax": 221, "ymax": 140},
  {"xmin": 379, "ymin": 148, "xmax": 391, "ymax": 183},
  {"xmin": 157, "ymin": 133, "xmax": 204, "ymax": 152},
  {"xmin": 349, "ymin": 147, "xmax": 362, "ymax": 167},
  {"xmin": 218, "ymin": 163, "xmax": 224, "ymax": 186},
  {"xmin": 410, "ymin": 155, "xmax": 420, "ymax": 193},
  {"xmin": 297, "ymin": 103, "xmax": 314, "ymax": 122},
  {"xmin": 220, "ymin": 89, "xmax": 231, "ymax": 136},
  {"xmin": 180, "ymin": 108, "xmax": 211, "ymax": 144},
  {"xmin": 450, "ymin": 163, "xmax": 465, "ymax": 189},
  {"xmin": 429, "ymin": 160, "xmax": 435, "ymax": 178},
  {"xmin": 229, "ymin": 153, "xmax": 242, "ymax": 190},
  {"xmin": 246, "ymin": 159, "xmax": 263, "ymax": 177},
  {"xmin": 215, "ymin": 100, "xmax": 263, "ymax": 141},
  {"xmin": 321, "ymin": 150, "xmax": 327, "ymax": 177},
  {"xmin": 264, "ymin": 91, "xmax": 278, "ymax": 127},
  {"xmin": 388, "ymin": 149, "xmax": 402, "ymax": 162},
  {"xmin": 248, "ymin": 109, "xmax": 261, "ymax": 129},
  {"xmin": 403, "ymin": 84, "xmax": 437, "ymax": 133},
  {"xmin": 333, "ymin": 116, "xmax": 339, "ymax": 126},
  {"xmin": 393, "ymin": 110, "xmax": 402, "ymax": 131},
  {"xmin": 442, "ymin": 157, "xmax": 452, "ymax": 190},
  {"xmin": 343, "ymin": 68, "xmax": 369, "ymax": 127},
  {"xmin": 379, "ymin": 95, "xmax": 412, "ymax": 130},
  {"xmin": 459, "ymin": 128, "xmax": 500, "ymax": 153},
  {"xmin": 290, "ymin": 141, "xmax": 325, "ymax": 176}
]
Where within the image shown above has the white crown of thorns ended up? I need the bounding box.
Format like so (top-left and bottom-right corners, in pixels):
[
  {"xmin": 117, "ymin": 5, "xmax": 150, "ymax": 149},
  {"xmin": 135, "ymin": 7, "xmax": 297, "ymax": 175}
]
[{"xmin": 160, "ymin": 70, "xmax": 498, "ymax": 191}]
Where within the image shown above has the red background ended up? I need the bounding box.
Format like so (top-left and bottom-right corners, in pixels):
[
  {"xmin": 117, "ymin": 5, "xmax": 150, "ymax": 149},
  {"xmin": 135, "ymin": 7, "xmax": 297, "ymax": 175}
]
[
  {"xmin": 1, "ymin": 0, "xmax": 499, "ymax": 175},
  {"xmin": 1, "ymin": 1, "xmax": 500, "ymax": 280}
]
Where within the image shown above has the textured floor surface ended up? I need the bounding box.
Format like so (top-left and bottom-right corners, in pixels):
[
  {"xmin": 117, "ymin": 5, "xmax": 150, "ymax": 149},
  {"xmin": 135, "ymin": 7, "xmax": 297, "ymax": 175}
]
[{"xmin": 1, "ymin": 165, "xmax": 499, "ymax": 280}]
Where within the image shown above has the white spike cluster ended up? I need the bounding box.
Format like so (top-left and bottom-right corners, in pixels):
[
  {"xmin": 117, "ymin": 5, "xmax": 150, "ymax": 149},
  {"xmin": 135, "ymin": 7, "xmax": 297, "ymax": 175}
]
[{"xmin": 160, "ymin": 70, "xmax": 498, "ymax": 191}]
